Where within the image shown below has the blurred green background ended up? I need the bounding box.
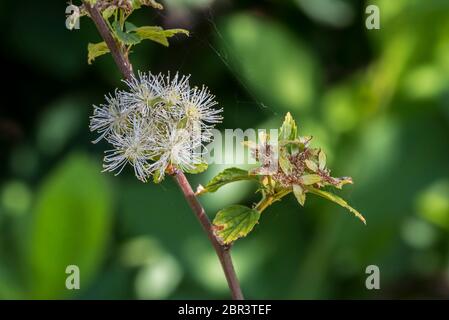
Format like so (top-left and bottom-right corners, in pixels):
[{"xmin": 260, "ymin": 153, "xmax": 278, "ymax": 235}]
[{"xmin": 1, "ymin": 0, "xmax": 449, "ymax": 299}]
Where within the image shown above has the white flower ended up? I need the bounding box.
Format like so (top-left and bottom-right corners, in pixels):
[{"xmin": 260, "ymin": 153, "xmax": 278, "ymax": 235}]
[
  {"xmin": 149, "ymin": 124, "xmax": 203, "ymax": 177},
  {"xmin": 103, "ymin": 118, "xmax": 151, "ymax": 182},
  {"xmin": 157, "ymin": 72, "xmax": 191, "ymax": 106},
  {"xmin": 182, "ymin": 86, "xmax": 223, "ymax": 145},
  {"xmin": 89, "ymin": 92, "xmax": 130, "ymax": 143},
  {"xmin": 90, "ymin": 71, "xmax": 222, "ymax": 182},
  {"xmin": 183, "ymin": 85, "xmax": 223, "ymax": 126},
  {"xmin": 121, "ymin": 71, "xmax": 161, "ymax": 116}
]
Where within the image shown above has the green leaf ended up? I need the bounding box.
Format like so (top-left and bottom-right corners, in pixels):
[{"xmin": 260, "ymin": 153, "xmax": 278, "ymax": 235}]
[
  {"xmin": 279, "ymin": 156, "xmax": 293, "ymax": 175},
  {"xmin": 318, "ymin": 149, "xmax": 326, "ymax": 170},
  {"xmin": 213, "ymin": 205, "xmax": 261, "ymax": 244},
  {"xmin": 305, "ymin": 159, "xmax": 318, "ymax": 172},
  {"xmin": 125, "ymin": 22, "xmax": 138, "ymax": 32},
  {"xmin": 279, "ymin": 148, "xmax": 293, "ymax": 174},
  {"xmin": 293, "ymin": 184, "xmax": 306, "ymax": 206},
  {"xmin": 306, "ymin": 186, "xmax": 366, "ymax": 224},
  {"xmin": 162, "ymin": 28, "xmax": 190, "ymax": 38},
  {"xmin": 199, "ymin": 167, "xmax": 257, "ymax": 194},
  {"xmin": 28, "ymin": 153, "xmax": 112, "ymax": 298},
  {"xmin": 185, "ymin": 162, "xmax": 208, "ymax": 174},
  {"xmin": 134, "ymin": 26, "xmax": 189, "ymax": 47},
  {"xmin": 131, "ymin": 0, "xmax": 143, "ymax": 9},
  {"xmin": 113, "ymin": 21, "xmax": 141, "ymax": 45},
  {"xmin": 300, "ymin": 174, "xmax": 322, "ymax": 185},
  {"xmin": 135, "ymin": 26, "xmax": 168, "ymax": 46},
  {"xmin": 87, "ymin": 42, "xmax": 110, "ymax": 65},
  {"xmin": 279, "ymin": 112, "xmax": 298, "ymax": 141},
  {"xmin": 102, "ymin": 6, "xmax": 116, "ymax": 20},
  {"xmin": 139, "ymin": 0, "xmax": 164, "ymax": 10}
]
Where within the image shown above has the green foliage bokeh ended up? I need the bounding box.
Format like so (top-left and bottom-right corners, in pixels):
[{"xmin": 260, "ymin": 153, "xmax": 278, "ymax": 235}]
[{"xmin": 0, "ymin": 0, "xmax": 449, "ymax": 299}]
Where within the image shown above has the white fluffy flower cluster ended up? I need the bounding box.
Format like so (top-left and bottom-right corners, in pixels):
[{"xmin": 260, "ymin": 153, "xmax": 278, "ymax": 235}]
[{"xmin": 90, "ymin": 72, "xmax": 222, "ymax": 182}]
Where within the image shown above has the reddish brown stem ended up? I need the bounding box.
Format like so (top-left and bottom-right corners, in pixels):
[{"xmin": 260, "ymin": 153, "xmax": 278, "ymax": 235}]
[
  {"xmin": 83, "ymin": 1, "xmax": 244, "ymax": 300},
  {"xmin": 84, "ymin": 2, "xmax": 133, "ymax": 80},
  {"xmin": 172, "ymin": 170, "xmax": 243, "ymax": 300}
]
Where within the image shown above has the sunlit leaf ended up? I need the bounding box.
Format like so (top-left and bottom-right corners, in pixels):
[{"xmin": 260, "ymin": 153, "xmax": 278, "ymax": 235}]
[
  {"xmin": 213, "ymin": 205, "xmax": 261, "ymax": 244},
  {"xmin": 135, "ymin": 26, "xmax": 168, "ymax": 46},
  {"xmin": 279, "ymin": 112, "xmax": 298, "ymax": 141},
  {"xmin": 134, "ymin": 26, "xmax": 189, "ymax": 47},
  {"xmin": 301, "ymin": 174, "xmax": 322, "ymax": 185},
  {"xmin": 279, "ymin": 149, "xmax": 293, "ymax": 175},
  {"xmin": 305, "ymin": 159, "xmax": 318, "ymax": 172},
  {"xmin": 198, "ymin": 167, "xmax": 257, "ymax": 194},
  {"xmin": 87, "ymin": 41, "xmax": 110, "ymax": 65},
  {"xmin": 102, "ymin": 6, "xmax": 116, "ymax": 20},
  {"xmin": 318, "ymin": 149, "xmax": 326, "ymax": 170},
  {"xmin": 163, "ymin": 28, "xmax": 190, "ymax": 38},
  {"xmin": 306, "ymin": 186, "xmax": 366, "ymax": 224},
  {"xmin": 293, "ymin": 184, "xmax": 306, "ymax": 206}
]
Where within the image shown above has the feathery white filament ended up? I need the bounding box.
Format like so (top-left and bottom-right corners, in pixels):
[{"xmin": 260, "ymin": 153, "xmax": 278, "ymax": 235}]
[{"xmin": 89, "ymin": 71, "xmax": 222, "ymax": 182}]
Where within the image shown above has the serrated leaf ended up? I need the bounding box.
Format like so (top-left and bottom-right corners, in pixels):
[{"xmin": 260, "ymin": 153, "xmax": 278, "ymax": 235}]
[
  {"xmin": 213, "ymin": 205, "xmax": 261, "ymax": 244},
  {"xmin": 87, "ymin": 41, "xmax": 110, "ymax": 65},
  {"xmin": 134, "ymin": 26, "xmax": 189, "ymax": 47},
  {"xmin": 293, "ymin": 184, "xmax": 306, "ymax": 206},
  {"xmin": 113, "ymin": 21, "xmax": 141, "ymax": 45},
  {"xmin": 306, "ymin": 187, "xmax": 366, "ymax": 224},
  {"xmin": 199, "ymin": 167, "xmax": 257, "ymax": 194},
  {"xmin": 300, "ymin": 174, "xmax": 321, "ymax": 185},
  {"xmin": 185, "ymin": 162, "xmax": 208, "ymax": 174},
  {"xmin": 279, "ymin": 112, "xmax": 298, "ymax": 141}
]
